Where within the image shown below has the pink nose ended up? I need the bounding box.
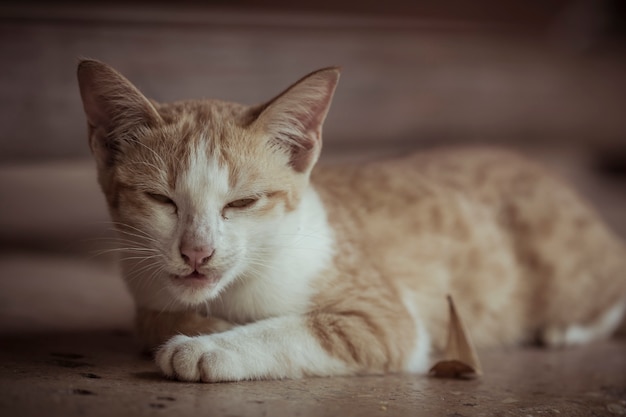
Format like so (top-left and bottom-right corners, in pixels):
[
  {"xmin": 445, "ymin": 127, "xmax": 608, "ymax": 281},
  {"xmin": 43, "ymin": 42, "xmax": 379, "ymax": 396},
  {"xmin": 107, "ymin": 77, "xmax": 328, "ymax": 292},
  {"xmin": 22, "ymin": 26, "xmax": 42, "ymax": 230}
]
[{"xmin": 180, "ymin": 245, "xmax": 215, "ymax": 269}]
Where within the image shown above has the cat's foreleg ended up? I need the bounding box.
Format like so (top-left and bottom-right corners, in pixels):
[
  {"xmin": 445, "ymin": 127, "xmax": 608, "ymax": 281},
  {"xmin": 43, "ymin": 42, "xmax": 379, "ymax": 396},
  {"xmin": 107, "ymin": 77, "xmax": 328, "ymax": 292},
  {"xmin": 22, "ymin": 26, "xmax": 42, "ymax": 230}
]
[
  {"xmin": 155, "ymin": 311, "xmax": 423, "ymax": 382},
  {"xmin": 136, "ymin": 308, "xmax": 236, "ymax": 353}
]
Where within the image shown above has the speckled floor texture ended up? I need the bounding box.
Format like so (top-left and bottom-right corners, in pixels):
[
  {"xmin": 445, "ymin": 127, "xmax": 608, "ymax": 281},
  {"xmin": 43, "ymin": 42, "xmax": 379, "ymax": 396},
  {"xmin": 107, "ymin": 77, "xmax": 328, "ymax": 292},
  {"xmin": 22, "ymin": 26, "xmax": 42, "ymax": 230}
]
[{"xmin": 0, "ymin": 331, "xmax": 625, "ymax": 417}]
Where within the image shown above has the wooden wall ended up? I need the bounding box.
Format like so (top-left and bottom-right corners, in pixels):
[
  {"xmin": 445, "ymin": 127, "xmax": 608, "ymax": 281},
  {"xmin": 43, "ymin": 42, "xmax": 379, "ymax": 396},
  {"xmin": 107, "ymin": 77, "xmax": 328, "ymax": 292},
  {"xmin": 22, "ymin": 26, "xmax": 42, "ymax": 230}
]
[{"xmin": 1, "ymin": 1, "xmax": 625, "ymax": 163}]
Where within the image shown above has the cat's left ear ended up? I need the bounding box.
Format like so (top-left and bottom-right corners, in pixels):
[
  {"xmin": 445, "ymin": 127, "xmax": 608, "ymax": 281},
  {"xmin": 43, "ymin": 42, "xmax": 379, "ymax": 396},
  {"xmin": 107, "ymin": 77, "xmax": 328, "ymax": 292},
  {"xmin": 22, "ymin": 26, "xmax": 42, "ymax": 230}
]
[
  {"xmin": 252, "ymin": 67, "xmax": 341, "ymax": 173},
  {"xmin": 77, "ymin": 59, "xmax": 163, "ymax": 167}
]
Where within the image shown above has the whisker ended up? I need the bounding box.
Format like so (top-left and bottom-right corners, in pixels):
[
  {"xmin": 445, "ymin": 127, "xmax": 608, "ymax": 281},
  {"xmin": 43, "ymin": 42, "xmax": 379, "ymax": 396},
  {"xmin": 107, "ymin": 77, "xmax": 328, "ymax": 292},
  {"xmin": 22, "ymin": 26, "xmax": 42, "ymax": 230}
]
[
  {"xmin": 119, "ymin": 254, "xmax": 163, "ymax": 263},
  {"xmin": 94, "ymin": 247, "xmax": 158, "ymax": 255},
  {"xmin": 114, "ymin": 229, "xmax": 159, "ymax": 244},
  {"xmin": 124, "ymin": 257, "xmax": 165, "ymax": 279},
  {"xmin": 105, "ymin": 221, "xmax": 159, "ymax": 242}
]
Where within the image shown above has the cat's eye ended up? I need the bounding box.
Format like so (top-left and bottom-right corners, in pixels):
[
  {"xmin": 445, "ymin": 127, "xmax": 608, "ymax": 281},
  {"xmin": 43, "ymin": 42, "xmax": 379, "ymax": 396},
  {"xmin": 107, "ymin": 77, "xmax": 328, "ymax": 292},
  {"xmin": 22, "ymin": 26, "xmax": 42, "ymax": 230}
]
[
  {"xmin": 226, "ymin": 198, "xmax": 258, "ymax": 209},
  {"xmin": 146, "ymin": 192, "xmax": 176, "ymax": 207}
]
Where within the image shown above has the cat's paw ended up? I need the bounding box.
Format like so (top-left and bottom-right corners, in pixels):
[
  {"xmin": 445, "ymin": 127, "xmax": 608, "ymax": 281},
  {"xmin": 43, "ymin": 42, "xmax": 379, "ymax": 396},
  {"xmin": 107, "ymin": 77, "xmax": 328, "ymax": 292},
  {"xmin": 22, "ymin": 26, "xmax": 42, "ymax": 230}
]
[{"xmin": 155, "ymin": 335, "xmax": 243, "ymax": 382}]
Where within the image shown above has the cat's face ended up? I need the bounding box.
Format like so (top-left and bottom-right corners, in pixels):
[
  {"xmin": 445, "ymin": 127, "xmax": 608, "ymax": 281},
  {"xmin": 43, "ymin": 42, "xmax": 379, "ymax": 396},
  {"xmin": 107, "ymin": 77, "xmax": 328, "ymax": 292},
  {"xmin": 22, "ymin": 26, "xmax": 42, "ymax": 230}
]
[
  {"xmin": 109, "ymin": 104, "xmax": 307, "ymax": 305},
  {"xmin": 77, "ymin": 61, "xmax": 339, "ymax": 306}
]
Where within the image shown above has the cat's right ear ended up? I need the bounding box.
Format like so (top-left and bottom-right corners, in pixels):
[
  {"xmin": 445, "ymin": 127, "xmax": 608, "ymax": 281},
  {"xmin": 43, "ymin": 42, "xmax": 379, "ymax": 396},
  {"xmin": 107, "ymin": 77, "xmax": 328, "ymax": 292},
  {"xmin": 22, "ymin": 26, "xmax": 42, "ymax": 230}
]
[{"xmin": 77, "ymin": 59, "xmax": 162, "ymax": 166}]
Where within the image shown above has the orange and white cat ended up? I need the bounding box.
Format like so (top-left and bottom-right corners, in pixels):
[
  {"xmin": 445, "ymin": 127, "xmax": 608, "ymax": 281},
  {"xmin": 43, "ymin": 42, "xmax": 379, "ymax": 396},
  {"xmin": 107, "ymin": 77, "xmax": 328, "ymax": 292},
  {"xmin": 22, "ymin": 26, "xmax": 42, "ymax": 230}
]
[{"xmin": 77, "ymin": 59, "xmax": 626, "ymax": 382}]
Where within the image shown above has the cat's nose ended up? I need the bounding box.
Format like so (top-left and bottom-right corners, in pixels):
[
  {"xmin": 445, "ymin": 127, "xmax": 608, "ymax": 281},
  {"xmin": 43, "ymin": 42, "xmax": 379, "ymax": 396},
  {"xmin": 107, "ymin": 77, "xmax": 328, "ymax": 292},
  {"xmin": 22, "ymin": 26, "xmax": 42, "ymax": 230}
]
[{"xmin": 180, "ymin": 245, "xmax": 215, "ymax": 269}]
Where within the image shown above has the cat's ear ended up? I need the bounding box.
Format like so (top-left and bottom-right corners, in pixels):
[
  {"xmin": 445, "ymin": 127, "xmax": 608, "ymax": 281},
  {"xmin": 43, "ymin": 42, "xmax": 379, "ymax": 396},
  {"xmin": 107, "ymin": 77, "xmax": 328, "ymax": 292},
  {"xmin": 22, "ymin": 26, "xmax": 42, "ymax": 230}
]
[
  {"xmin": 252, "ymin": 67, "xmax": 340, "ymax": 173},
  {"xmin": 77, "ymin": 59, "xmax": 162, "ymax": 166}
]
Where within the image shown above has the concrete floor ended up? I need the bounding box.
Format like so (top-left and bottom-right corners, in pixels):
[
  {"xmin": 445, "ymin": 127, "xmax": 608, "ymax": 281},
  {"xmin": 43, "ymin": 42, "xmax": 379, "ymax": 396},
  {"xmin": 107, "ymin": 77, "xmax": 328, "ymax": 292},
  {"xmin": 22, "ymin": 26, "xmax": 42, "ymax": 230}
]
[{"xmin": 0, "ymin": 331, "xmax": 625, "ymax": 417}]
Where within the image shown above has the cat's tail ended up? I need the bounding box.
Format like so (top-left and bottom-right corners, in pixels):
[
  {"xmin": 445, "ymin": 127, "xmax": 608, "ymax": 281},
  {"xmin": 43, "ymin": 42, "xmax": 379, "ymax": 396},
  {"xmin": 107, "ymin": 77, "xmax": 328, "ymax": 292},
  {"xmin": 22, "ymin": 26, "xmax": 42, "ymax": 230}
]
[
  {"xmin": 605, "ymin": 238, "xmax": 626, "ymax": 339},
  {"xmin": 614, "ymin": 243, "xmax": 626, "ymax": 339},
  {"xmin": 615, "ymin": 317, "xmax": 626, "ymax": 338},
  {"xmin": 541, "ymin": 237, "xmax": 626, "ymax": 348}
]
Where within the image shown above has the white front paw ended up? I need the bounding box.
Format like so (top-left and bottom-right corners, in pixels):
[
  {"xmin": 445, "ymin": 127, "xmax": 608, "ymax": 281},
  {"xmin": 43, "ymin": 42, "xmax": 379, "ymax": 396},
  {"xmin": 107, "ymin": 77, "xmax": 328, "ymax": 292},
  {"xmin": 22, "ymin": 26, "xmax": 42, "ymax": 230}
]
[{"xmin": 155, "ymin": 335, "xmax": 242, "ymax": 382}]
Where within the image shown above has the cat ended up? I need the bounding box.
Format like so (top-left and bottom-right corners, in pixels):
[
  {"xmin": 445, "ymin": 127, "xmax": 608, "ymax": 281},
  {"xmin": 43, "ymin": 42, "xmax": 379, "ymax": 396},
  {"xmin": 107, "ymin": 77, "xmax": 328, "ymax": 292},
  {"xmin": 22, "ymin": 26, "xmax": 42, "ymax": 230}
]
[{"xmin": 77, "ymin": 59, "xmax": 626, "ymax": 382}]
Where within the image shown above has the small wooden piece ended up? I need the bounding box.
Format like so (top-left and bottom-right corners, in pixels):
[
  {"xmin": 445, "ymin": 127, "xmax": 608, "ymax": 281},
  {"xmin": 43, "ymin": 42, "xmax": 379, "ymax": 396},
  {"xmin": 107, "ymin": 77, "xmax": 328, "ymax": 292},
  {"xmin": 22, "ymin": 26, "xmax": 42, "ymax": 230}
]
[{"xmin": 429, "ymin": 295, "xmax": 483, "ymax": 379}]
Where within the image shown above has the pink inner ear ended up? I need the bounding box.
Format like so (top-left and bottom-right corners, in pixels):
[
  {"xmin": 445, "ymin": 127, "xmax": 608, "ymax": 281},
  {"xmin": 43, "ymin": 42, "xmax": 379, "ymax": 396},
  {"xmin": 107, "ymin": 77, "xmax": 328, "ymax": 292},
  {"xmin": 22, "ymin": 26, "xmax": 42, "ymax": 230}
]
[
  {"xmin": 77, "ymin": 59, "xmax": 163, "ymax": 133},
  {"xmin": 288, "ymin": 134, "xmax": 318, "ymax": 173},
  {"xmin": 78, "ymin": 60, "xmax": 166, "ymax": 169},
  {"xmin": 77, "ymin": 62, "xmax": 117, "ymax": 130},
  {"xmin": 78, "ymin": 68, "xmax": 106, "ymax": 129},
  {"xmin": 257, "ymin": 67, "xmax": 340, "ymax": 173},
  {"xmin": 81, "ymin": 90, "xmax": 111, "ymax": 130}
]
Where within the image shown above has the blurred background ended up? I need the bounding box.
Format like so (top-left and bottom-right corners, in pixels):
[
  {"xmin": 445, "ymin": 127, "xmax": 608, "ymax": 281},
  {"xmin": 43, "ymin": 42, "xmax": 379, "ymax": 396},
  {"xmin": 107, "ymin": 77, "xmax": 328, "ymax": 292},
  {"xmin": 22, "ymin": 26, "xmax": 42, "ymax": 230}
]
[{"xmin": 0, "ymin": 0, "xmax": 625, "ymax": 333}]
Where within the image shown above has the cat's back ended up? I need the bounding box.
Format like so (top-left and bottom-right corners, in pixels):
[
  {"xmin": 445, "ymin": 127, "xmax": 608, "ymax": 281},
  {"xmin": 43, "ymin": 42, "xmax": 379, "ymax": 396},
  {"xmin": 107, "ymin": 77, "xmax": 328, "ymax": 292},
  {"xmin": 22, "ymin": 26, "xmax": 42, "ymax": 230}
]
[
  {"xmin": 313, "ymin": 147, "xmax": 615, "ymax": 239},
  {"xmin": 314, "ymin": 146, "xmax": 625, "ymax": 280},
  {"xmin": 313, "ymin": 147, "xmax": 562, "ymax": 222}
]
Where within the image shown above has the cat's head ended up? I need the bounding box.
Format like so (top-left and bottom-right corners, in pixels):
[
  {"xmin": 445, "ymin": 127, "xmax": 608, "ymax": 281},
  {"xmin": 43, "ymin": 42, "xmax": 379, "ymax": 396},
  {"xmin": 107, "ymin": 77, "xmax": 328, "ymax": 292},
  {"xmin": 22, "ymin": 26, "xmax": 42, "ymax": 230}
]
[{"xmin": 77, "ymin": 60, "xmax": 339, "ymax": 307}]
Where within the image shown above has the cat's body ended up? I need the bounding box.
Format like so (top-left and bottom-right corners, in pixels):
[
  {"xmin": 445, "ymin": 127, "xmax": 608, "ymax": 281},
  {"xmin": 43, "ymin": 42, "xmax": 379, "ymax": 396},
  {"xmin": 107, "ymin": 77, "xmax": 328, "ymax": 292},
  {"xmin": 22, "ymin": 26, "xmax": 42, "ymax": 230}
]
[{"xmin": 77, "ymin": 60, "xmax": 626, "ymax": 382}]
